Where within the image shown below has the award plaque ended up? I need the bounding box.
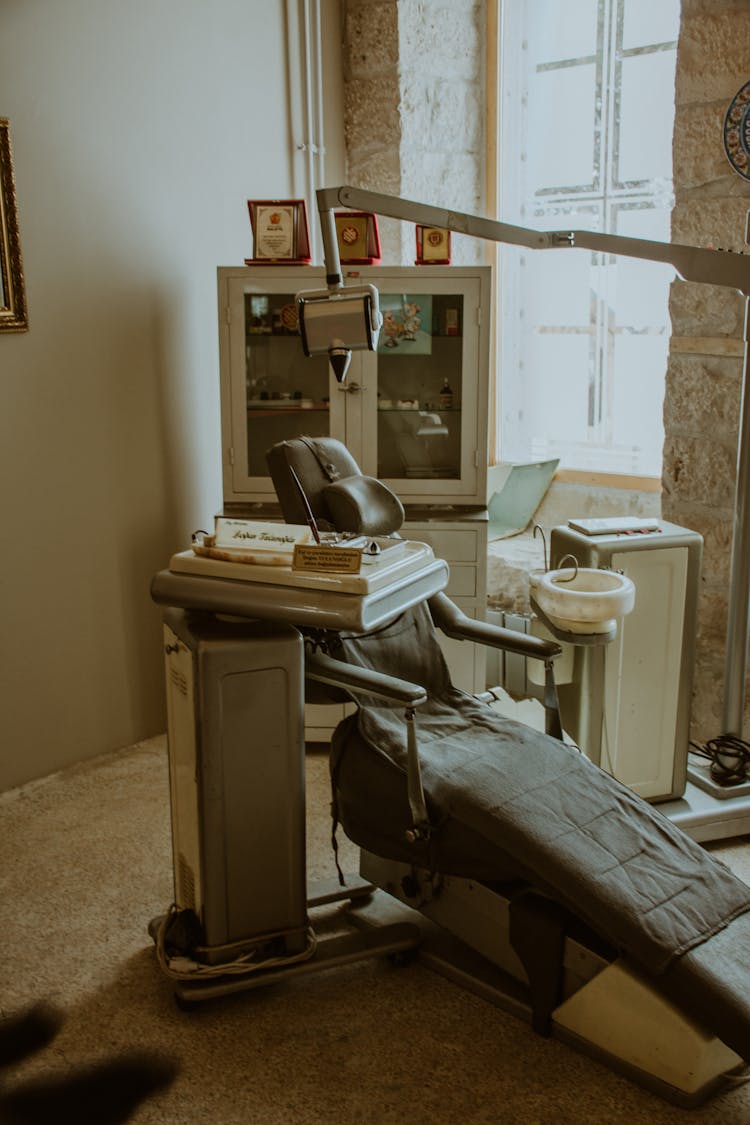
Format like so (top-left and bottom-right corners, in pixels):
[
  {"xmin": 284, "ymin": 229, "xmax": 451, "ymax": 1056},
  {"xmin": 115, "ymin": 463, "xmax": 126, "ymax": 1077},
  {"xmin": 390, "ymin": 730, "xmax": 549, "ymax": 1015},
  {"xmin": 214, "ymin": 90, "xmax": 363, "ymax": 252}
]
[
  {"xmin": 415, "ymin": 225, "xmax": 451, "ymax": 265},
  {"xmin": 246, "ymin": 199, "xmax": 311, "ymax": 264},
  {"xmin": 334, "ymin": 211, "xmax": 381, "ymax": 264}
]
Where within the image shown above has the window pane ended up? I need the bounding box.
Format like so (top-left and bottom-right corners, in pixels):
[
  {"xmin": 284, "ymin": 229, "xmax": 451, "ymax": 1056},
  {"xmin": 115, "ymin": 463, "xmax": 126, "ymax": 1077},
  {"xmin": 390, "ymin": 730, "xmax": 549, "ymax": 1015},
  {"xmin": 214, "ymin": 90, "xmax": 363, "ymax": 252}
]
[
  {"xmin": 622, "ymin": 0, "xmax": 679, "ymax": 49},
  {"xmin": 524, "ymin": 246, "xmax": 596, "ymax": 325},
  {"xmin": 498, "ymin": 0, "xmax": 677, "ymax": 477},
  {"xmin": 522, "ymin": 335, "xmax": 593, "ymax": 444},
  {"xmin": 527, "ymin": 0, "xmax": 600, "ymax": 63},
  {"xmin": 611, "ymin": 205, "xmax": 674, "ymax": 328},
  {"xmin": 612, "ymin": 335, "xmax": 669, "ymax": 475},
  {"xmin": 617, "ymin": 51, "xmax": 677, "ymax": 183},
  {"xmin": 527, "ymin": 63, "xmax": 599, "ymax": 193}
]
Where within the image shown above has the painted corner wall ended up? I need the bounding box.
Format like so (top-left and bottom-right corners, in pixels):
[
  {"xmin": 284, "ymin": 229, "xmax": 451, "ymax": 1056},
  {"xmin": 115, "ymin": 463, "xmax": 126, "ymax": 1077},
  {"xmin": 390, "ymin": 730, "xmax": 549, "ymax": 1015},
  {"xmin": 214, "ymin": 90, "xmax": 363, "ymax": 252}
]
[{"xmin": 0, "ymin": 0, "xmax": 344, "ymax": 789}]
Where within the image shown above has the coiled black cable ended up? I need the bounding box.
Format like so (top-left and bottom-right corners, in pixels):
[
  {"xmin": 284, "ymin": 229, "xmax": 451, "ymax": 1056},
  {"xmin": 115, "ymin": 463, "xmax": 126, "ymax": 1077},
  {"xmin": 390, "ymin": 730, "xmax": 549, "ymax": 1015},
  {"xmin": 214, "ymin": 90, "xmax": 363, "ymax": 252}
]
[{"xmin": 689, "ymin": 734, "xmax": 750, "ymax": 786}]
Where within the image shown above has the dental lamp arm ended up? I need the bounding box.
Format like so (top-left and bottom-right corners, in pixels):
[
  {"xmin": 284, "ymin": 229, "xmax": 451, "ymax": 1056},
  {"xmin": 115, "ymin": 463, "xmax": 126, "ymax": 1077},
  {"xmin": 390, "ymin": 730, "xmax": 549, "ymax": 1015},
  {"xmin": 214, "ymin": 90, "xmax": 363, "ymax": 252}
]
[
  {"xmin": 316, "ymin": 186, "xmax": 750, "ymax": 296},
  {"xmin": 304, "ymin": 184, "xmax": 749, "ymax": 383}
]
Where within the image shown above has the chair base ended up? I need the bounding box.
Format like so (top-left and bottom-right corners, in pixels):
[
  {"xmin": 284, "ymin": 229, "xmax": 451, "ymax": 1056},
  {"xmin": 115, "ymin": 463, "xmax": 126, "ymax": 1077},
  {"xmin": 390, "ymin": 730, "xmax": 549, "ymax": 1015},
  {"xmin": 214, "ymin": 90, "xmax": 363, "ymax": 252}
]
[
  {"xmin": 151, "ymin": 876, "xmax": 420, "ymax": 1008},
  {"xmin": 150, "ymin": 864, "xmax": 746, "ymax": 1105},
  {"xmin": 357, "ymin": 850, "xmax": 747, "ymax": 1108}
]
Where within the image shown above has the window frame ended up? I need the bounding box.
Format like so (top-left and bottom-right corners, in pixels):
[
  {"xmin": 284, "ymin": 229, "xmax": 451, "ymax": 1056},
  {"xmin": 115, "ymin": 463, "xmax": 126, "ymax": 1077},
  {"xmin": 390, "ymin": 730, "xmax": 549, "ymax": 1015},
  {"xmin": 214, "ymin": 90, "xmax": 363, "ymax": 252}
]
[{"xmin": 487, "ymin": 0, "xmax": 679, "ymax": 482}]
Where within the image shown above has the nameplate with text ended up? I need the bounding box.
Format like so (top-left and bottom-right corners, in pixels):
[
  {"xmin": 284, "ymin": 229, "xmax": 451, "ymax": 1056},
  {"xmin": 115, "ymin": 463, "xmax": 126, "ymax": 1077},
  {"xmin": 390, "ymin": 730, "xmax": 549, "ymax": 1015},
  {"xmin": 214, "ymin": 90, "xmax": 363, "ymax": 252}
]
[{"xmin": 292, "ymin": 544, "xmax": 363, "ymax": 574}]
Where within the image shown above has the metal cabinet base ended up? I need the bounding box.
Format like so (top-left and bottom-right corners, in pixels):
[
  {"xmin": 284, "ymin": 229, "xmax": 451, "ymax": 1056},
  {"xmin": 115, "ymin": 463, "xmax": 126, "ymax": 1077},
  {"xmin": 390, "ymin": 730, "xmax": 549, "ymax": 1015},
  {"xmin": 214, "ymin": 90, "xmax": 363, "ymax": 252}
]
[{"xmin": 162, "ymin": 607, "xmax": 307, "ymax": 958}]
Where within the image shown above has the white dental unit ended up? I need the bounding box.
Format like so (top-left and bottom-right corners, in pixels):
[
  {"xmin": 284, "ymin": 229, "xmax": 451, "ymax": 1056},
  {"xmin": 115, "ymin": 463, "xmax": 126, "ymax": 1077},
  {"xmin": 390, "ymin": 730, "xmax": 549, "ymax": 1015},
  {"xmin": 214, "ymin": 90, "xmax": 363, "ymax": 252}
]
[
  {"xmin": 547, "ymin": 519, "xmax": 703, "ymax": 804},
  {"xmin": 152, "ymin": 532, "xmax": 448, "ymax": 975},
  {"xmin": 150, "ymin": 187, "xmax": 750, "ymax": 1107}
]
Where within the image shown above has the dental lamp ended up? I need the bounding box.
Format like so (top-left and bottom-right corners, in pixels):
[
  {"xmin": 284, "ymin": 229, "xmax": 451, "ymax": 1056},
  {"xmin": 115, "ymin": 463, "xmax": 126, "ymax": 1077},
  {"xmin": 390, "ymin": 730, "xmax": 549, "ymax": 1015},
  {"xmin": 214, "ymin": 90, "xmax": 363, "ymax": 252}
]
[
  {"xmin": 296, "ymin": 185, "xmax": 750, "ymax": 744},
  {"xmin": 296, "ymin": 278, "xmax": 380, "ymax": 383}
]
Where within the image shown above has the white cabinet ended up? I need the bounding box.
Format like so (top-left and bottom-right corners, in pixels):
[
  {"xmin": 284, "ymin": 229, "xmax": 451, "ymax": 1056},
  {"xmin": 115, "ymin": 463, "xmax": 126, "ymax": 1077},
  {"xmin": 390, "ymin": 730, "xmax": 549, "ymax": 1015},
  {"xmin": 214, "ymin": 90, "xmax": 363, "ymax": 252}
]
[
  {"xmin": 403, "ymin": 511, "xmax": 488, "ymax": 693},
  {"xmin": 217, "ymin": 265, "xmax": 491, "ymax": 509},
  {"xmin": 216, "ymin": 264, "xmax": 492, "ymax": 717}
]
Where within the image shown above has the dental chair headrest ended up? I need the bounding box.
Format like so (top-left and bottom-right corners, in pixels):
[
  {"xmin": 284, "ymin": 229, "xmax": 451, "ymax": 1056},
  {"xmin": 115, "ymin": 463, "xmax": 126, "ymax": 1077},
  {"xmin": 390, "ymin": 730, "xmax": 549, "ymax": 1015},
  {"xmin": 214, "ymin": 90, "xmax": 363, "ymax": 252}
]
[{"xmin": 266, "ymin": 437, "xmax": 405, "ymax": 535}]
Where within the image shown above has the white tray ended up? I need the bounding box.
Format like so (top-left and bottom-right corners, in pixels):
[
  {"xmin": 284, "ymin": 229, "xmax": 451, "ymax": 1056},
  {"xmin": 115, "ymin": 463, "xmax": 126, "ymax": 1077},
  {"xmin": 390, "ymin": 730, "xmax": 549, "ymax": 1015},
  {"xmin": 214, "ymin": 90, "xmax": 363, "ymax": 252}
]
[{"xmin": 169, "ymin": 540, "xmax": 435, "ymax": 595}]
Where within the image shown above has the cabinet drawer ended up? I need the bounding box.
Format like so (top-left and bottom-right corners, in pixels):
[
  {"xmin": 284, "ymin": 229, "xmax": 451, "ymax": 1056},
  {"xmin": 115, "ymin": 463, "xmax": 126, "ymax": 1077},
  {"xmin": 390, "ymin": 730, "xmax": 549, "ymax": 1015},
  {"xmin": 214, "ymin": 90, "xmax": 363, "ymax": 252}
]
[
  {"xmin": 305, "ymin": 701, "xmax": 355, "ymax": 743},
  {"xmin": 434, "ymin": 598, "xmax": 487, "ymax": 693},
  {"xmin": 407, "ymin": 528, "xmax": 479, "ymax": 563},
  {"xmin": 445, "ymin": 565, "xmax": 476, "ymax": 597}
]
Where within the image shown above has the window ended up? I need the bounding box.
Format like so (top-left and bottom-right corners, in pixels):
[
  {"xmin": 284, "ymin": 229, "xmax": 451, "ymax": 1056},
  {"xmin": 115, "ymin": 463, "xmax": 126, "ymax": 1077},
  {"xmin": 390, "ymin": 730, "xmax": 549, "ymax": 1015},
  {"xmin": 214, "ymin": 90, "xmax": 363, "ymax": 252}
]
[{"xmin": 497, "ymin": 0, "xmax": 680, "ymax": 476}]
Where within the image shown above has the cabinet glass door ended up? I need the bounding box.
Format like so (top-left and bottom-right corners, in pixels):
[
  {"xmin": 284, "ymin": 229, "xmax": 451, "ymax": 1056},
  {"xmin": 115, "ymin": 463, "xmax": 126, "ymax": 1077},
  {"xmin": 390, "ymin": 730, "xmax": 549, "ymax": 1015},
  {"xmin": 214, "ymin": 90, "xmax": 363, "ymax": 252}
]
[
  {"xmin": 227, "ymin": 283, "xmax": 348, "ymax": 495},
  {"xmin": 220, "ymin": 266, "xmax": 488, "ymax": 507},
  {"xmin": 237, "ymin": 290, "xmax": 340, "ymax": 480},
  {"xmin": 370, "ymin": 290, "xmax": 472, "ymax": 494}
]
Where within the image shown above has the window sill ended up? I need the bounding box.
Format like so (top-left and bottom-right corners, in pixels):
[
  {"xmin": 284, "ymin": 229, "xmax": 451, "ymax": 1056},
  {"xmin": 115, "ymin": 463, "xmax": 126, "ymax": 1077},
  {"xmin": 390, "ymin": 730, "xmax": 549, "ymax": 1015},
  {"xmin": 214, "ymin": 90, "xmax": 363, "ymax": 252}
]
[{"xmin": 553, "ymin": 469, "xmax": 661, "ymax": 493}]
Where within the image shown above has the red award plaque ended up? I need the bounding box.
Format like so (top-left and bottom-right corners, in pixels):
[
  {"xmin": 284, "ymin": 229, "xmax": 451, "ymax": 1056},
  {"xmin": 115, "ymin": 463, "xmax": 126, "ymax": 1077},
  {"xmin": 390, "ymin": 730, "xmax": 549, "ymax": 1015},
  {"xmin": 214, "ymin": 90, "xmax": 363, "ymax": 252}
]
[
  {"xmin": 415, "ymin": 225, "xmax": 451, "ymax": 265},
  {"xmin": 246, "ymin": 199, "xmax": 311, "ymax": 264},
  {"xmin": 334, "ymin": 211, "xmax": 381, "ymax": 264}
]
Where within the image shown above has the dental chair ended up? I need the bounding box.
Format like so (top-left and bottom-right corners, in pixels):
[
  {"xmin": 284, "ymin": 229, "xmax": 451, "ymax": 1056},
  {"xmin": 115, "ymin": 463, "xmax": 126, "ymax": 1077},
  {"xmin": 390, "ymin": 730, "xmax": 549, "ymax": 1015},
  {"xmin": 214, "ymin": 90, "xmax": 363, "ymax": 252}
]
[{"xmin": 267, "ymin": 436, "xmax": 750, "ymax": 1107}]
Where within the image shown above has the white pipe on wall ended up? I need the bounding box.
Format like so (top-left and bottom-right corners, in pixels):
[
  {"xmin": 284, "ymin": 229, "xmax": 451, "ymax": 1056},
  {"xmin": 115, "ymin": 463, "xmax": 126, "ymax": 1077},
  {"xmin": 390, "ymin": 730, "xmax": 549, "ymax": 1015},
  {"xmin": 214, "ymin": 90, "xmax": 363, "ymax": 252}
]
[{"xmin": 286, "ymin": 0, "xmax": 325, "ymax": 263}]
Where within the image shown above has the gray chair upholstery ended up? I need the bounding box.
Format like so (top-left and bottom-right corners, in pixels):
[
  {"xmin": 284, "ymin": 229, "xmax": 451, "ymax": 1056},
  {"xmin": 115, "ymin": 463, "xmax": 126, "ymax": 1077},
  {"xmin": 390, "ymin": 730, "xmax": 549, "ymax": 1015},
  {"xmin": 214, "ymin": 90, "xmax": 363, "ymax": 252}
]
[
  {"xmin": 265, "ymin": 436, "xmax": 750, "ymax": 1064},
  {"xmin": 266, "ymin": 436, "xmax": 404, "ymax": 535}
]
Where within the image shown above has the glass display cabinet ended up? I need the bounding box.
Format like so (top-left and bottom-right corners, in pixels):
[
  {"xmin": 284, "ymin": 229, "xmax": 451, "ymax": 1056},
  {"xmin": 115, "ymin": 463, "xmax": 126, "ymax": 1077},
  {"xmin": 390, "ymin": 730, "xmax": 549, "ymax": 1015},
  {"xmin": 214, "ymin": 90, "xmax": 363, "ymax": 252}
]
[
  {"xmin": 217, "ymin": 265, "xmax": 491, "ymax": 509},
  {"xmin": 216, "ymin": 264, "xmax": 491, "ymax": 703}
]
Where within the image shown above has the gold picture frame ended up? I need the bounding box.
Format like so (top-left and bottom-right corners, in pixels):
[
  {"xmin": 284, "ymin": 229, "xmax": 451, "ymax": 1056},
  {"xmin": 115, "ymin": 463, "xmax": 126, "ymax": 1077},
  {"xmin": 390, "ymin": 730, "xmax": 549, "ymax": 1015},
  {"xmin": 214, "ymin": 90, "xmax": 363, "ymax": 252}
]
[{"xmin": 0, "ymin": 118, "xmax": 28, "ymax": 333}]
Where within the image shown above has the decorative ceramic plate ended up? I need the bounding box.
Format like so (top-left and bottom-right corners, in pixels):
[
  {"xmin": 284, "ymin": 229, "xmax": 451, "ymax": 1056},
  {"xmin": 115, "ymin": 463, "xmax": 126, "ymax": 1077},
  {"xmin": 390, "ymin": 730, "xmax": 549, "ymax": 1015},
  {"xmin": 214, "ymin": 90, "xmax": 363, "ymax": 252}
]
[{"xmin": 723, "ymin": 81, "xmax": 750, "ymax": 180}]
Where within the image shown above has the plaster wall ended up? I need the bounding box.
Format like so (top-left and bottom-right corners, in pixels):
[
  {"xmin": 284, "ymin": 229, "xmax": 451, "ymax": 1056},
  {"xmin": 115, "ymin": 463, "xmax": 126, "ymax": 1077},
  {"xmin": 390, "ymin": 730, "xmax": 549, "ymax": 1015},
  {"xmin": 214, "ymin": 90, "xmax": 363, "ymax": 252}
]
[{"xmin": 0, "ymin": 0, "xmax": 344, "ymax": 790}]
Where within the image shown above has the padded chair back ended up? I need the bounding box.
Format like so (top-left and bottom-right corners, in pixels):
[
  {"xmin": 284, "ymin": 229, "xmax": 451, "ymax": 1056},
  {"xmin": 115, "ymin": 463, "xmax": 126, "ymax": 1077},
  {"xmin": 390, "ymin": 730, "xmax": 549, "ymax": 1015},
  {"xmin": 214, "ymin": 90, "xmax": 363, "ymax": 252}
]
[{"xmin": 266, "ymin": 437, "xmax": 404, "ymax": 535}]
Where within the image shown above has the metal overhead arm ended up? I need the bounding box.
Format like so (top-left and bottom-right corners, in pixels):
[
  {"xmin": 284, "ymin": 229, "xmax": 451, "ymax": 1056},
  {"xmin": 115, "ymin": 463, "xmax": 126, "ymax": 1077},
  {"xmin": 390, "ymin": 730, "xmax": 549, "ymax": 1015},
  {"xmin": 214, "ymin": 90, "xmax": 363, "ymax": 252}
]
[
  {"xmin": 316, "ymin": 185, "xmax": 750, "ymax": 296},
  {"xmin": 313, "ymin": 185, "xmax": 750, "ymax": 738}
]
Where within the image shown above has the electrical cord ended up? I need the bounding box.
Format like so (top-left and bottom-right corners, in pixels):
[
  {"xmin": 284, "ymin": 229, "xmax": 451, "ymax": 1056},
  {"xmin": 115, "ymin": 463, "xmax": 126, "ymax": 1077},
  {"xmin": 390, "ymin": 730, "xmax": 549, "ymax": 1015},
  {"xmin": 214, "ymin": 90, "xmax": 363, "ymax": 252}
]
[
  {"xmin": 689, "ymin": 734, "xmax": 750, "ymax": 786},
  {"xmin": 155, "ymin": 904, "xmax": 318, "ymax": 981}
]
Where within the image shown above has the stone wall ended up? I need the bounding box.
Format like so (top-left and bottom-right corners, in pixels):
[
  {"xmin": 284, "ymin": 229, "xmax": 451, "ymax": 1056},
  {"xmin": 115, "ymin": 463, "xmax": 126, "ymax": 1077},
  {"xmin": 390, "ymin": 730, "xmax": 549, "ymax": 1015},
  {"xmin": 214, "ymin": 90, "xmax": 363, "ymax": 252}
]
[
  {"xmin": 341, "ymin": 0, "xmax": 486, "ymax": 263},
  {"xmin": 664, "ymin": 0, "xmax": 750, "ymax": 741}
]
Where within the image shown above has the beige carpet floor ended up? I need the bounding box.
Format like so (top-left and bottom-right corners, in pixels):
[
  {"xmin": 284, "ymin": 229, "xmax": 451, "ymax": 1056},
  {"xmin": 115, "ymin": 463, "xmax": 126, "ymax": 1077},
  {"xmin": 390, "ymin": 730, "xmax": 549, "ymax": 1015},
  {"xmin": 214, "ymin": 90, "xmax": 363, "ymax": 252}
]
[{"xmin": 2, "ymin": 736, "xmax": 750, "ymax": 1124}]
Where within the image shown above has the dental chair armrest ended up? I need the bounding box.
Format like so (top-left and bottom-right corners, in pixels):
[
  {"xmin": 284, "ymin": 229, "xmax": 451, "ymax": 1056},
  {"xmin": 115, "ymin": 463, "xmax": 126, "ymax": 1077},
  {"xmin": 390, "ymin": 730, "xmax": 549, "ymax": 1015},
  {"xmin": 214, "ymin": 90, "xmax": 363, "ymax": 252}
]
[
  {"xmin": 305, "ymin": 650, "xmax": 428, "ymax": 708},
  {"xmin": 307, "ymin": 649, "xmax": 431, "ymax": 837},
  {"xmin": 428, "ymin": 592, "xmax": 562, "ymax": 662}
]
